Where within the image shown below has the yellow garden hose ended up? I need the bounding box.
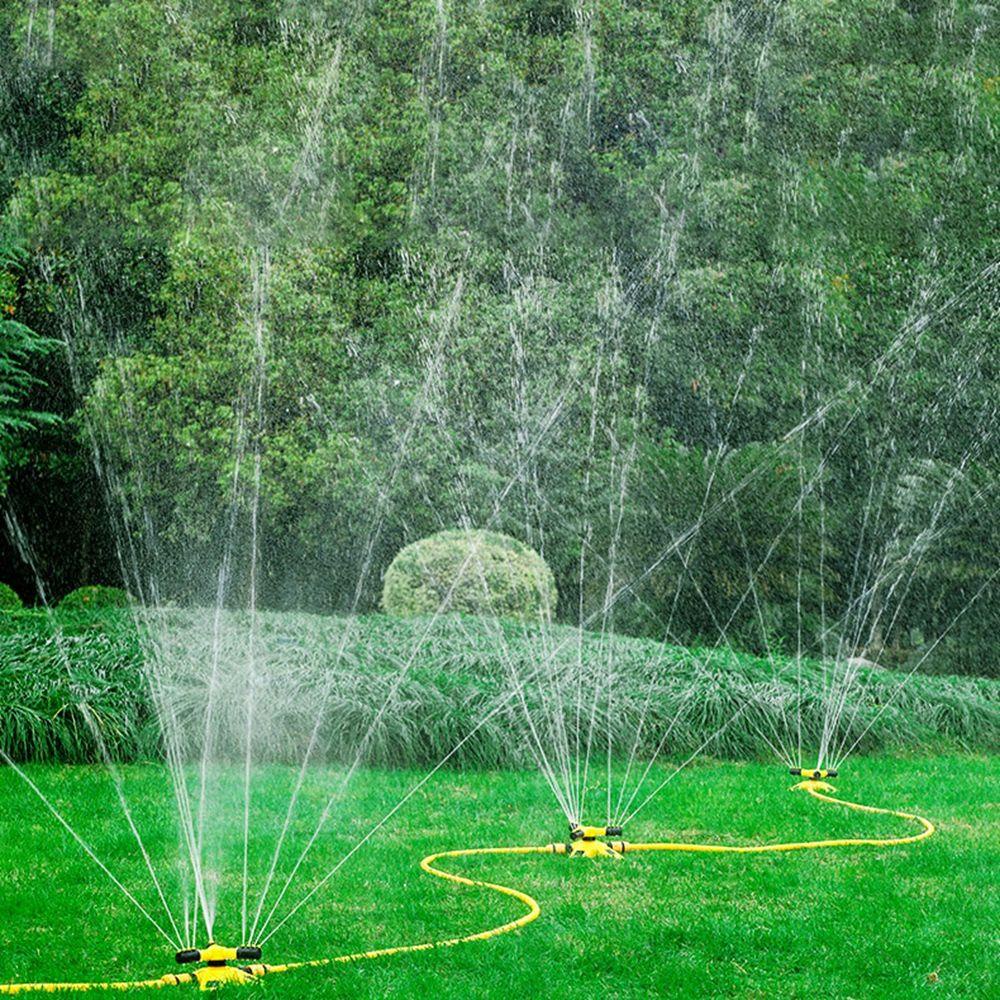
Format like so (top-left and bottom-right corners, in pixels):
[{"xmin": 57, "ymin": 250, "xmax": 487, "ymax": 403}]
[
  {"xmin": 0, "ymin": 847, "xmax": 548, "ymax": 994},
  {"xmin": 242, "ymin": 844, "xmax": 548, "ymax": 982},
  {"xmin": 614, "ymin": 781, "xmax": 935, "ymax": 857},
  {"xmin": 0, "ymin": 783, "xmax": 934, "ymax": 994},
  {"xmin": 0, "ymin": 975, "xmax": 192, "ymax": 994}
]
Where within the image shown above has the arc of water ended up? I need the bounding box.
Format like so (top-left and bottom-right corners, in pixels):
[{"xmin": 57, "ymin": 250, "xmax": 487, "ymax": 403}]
[
  {"xmin": 830, "ymin": 567, "xmax": 1000, "ymax": 769},
  {"xmin": 260, "ymin": 401, "xmax": 873, "ymax": 939},
  {"xmin": 1, "ymin": 509, "xmax": 185, "ymax": 947},
  {"xmin": 241, "ymin": 246, "xmax": 270, "ymax": 944},
  {"xmin": 570, "ymin": 262, "xmax": 1000, "ymax": 823},
  {"xmin": 247, "ymin": 271, "xmax": 473, "ymax": 943},
  {"xmin": 0, "ymin": 750, "xmax": 179, "ymax": 948},
  {"xmin": 822, "ymin": 446, "xmax": 994, "ymax": 765},
  {"xmin": 15, "ymin": 266, "xmax": 214, "ymax": 943},
  {"xmin": 253, "ymin": 375, "xmax": 580, "ymax": 942}
]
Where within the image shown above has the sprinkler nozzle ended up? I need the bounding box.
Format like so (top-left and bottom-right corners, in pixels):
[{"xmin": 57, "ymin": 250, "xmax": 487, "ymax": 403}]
[
  {"xmin": 790, "ymin": 768, "xmax": 837, "ymax": 780},
  {"xmin": 175, "ymin": 943, "xmax": 262, "ymax": 965},
  {"xmin": 569, "ymin": 823, "xmax": 622, "ymax": 841}
]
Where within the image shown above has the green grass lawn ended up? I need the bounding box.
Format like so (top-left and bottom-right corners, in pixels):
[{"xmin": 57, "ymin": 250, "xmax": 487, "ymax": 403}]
[{"xmin": 1, "ymin": 755, "xmax": 997, "ymax": 998}]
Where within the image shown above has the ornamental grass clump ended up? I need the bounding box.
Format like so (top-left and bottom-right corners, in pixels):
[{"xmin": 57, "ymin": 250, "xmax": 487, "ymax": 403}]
[{"xmin": 0, "ymin": 608, "xmax": 997, "ymax": 766}]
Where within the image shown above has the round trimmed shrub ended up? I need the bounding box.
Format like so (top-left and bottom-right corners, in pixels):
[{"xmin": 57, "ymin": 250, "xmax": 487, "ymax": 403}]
[
  {"xmin": 58, "ymin": 585, "xmax": 130, "ymax": 611},
  {"xmin": 0, "ymin": 582, "xmax": 22, "ymax": 610},
  {"xmin": 382, "ymin": 529, "xmax": 557, "ymax": 622}
]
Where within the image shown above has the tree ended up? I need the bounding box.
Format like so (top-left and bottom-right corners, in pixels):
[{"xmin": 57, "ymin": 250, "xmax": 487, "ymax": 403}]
[{"xmin": 0, "ymin": 240, "xmax": 57, "ymax": 493}]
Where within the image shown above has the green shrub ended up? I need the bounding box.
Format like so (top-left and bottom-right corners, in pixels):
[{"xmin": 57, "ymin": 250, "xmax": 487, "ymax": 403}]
[
  {"xmin": 57, "ymin": 585, "xmax": 130, "ymax": 611},
  {"xmin": 381, "ymin": 529, "xmax": 557, "ymax": 622},
  {"xmin": 0, "ymin": 583, "xmax": 22, "ymax": 610}
]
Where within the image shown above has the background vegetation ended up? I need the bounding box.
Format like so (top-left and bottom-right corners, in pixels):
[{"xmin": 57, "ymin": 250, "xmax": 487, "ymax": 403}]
[
  {"xmin": 1, "ymin": 606, "xmax": 995, "ymax": 765},
  {"xmin": 0, "ymin": 1, "xmax": 997, "ymax": 677},
  {"xmin": 381, "ymin": 529, "xmax": 558, "ymax": 620}
]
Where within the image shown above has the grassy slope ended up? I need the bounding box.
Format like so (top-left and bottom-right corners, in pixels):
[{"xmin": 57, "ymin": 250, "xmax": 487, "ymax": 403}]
[
  {"xmin": 2, "ymin": 608, "xmax": 998, "ymax": 764},
  {"xmin": 1, "ymin": 755, "xmax": 997, "ymax": 998}
]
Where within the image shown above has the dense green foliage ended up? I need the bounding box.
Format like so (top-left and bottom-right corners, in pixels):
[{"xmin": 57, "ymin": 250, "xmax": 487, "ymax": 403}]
[
  {"xmin": 56, "ymin": 584, "xmax": 129, "ymax": 610},
  {"xmin": 1, "ymin": 757, "xmax": 997, "ymax": 997},
  {"xmin": 0, "ymin": 2, "xmax": 996, "ymax": 674},
  {"xmin": 1, "ymin": 607, "xmax": 995, "ymax": 765},
  {"xmin": 382, "ymin": 529, "xmax": 557, "ymax": 621},
  {"xmin": 0, "ymin": 238, "xmax": 57, "ymax": 492},
  {"xmin": 0, "ymin": 582, "xmax": 22, "ymax": 609}
]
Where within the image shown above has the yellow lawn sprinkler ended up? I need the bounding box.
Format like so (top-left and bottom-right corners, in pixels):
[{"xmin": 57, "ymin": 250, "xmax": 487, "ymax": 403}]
[
  {"xmin": 790, "ymin": 767, "xmax": 838, "ymax": 780},
  {"xmin": 171, "ymin": 943, "xmax": 264, "ymax": 991},
  {"xmin": 789, "ymin": 766, "xmax": 838, "ymax": 791},
  {"xmin": 559, "ymin": 823, "xmax": 625, "ymax": 859}
]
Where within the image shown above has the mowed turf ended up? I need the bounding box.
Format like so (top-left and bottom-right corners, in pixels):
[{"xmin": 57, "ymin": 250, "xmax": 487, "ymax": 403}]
[{"xmin": 0, "ymin": 755, "xmax": 997, "ymax": 998}]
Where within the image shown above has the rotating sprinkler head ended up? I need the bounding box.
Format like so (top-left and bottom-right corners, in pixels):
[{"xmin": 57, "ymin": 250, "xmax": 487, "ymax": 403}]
[
  {"xmin": 569, "ymin": 823, "xmax": 622, "ymax": 841},
  {"xmin": 562, "ymin": 823, "xmax": 625, "ymax": 859},
  {"xmin": 790, "ymin": 767, "xmax": 837, "ymax": 780},
  {"xmin": 172, "ymin": 943, "xmax": 264, "ymax": 991},
  {"xmin": 789, "ymin": 767, "xmax": 838, "ymax": 792}
]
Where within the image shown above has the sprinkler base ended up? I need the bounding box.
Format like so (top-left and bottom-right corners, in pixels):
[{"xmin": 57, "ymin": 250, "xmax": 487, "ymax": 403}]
[
  {"xmin": 567, "ymin": 838, "xmax": 623, "ymax": 859},
  {"xmin": 791, "ymin": 779, "xmax": 836, "ymax": 793},
  {"xmin": 192, "ymin": 965, "xmax": 256, "ymax": 991}
]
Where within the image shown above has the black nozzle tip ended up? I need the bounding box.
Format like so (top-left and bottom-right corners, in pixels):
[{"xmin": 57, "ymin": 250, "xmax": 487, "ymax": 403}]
[
  {"xmin": 175, "ymin": 949, "xmax": 200, "ymax": 965},
  {"xmin": 606, "ymin": 826, "xmax": 623, "ymax": 836},
  {"xmin": 236, "ymin": 946, "xmax": 263, "ymax": 962},
  {"xmin": 827, "ymin": 769, "xmax": 838, "ymax": 778},
  {"xmin": 789, "ymin": 768, "xmax": 802, "ymax": 776}
]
